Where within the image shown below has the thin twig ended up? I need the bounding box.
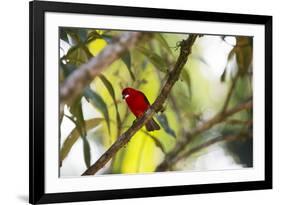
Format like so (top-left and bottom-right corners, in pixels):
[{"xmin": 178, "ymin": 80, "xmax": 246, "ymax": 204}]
[
  {"xmin": 225, "ymin": 119, "xmax": 252, "ymax": 126},
  {"xmin": 63, "ymin": 114, "xmax": 77, "ymax": 126},
  {"xmin": 171, "ymin": 121, "xmax": 253, "ymax": 168},
  {"xmin": 155, "ymin": 99, "xmax": 252, "ymax": 171},
  {"xmin": 171, "ymin": 132, "xmax": 250, "ymax": 167},
  {"xmin": 82, "ymin": 34, "xmax": 198, "ymax": 176}
]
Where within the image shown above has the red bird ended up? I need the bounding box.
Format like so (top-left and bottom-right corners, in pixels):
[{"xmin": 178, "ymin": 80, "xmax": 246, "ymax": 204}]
[{"xmin": 122, "ymin": 87, "xmax": 160, "ymax": 132}]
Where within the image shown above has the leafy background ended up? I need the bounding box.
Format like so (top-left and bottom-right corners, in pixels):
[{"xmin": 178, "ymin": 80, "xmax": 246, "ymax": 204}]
[{"xmin": 59, "ymin": 28, "xmax": 253, "ymax": 176}]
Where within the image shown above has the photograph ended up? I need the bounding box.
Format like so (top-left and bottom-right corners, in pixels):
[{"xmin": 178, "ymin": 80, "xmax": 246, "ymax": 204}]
[
  {"xmin": 29, "ymin": 1, "xmax": 272, "ymax": 203},
  {"xmin": 59, "ymin": 27, "xmax": 253, "ymax": 177}
]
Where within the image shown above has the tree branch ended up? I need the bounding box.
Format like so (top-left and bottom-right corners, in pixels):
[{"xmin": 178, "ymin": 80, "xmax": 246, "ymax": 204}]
[
  {"xmin": 60, "ymin": 32, "xmax": 145, "ymax": 114},
  {"xmin": 170, "ymin": 132, "xmax": 251, "ymax": 168},
  {"xmin": 82, "ymin": 34, "xmax": 198, "ymax": 176},
  {"xmin": 156, "ymin": 99, "xmax": 252, "ymax": 171}
]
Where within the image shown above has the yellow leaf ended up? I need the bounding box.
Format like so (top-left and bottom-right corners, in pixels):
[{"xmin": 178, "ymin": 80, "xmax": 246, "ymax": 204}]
[{"xmin": 88, "ymin": 39, "xmax": 107, "ymax": 56}]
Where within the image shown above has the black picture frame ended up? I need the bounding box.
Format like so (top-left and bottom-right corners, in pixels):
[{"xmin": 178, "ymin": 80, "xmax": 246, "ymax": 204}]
[{"xmin": 29, "ymin": 0, "xmax": 272, "ymax": 204}]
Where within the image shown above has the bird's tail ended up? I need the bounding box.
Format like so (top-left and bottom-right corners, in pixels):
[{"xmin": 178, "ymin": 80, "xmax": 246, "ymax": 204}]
[{"xmin": 145, "ymin": 118, "xmax": 160, "ymax": 132}]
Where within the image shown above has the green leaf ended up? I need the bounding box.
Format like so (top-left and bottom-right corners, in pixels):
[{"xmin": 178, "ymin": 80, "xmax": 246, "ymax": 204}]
[
  {"xmin": 154, "ymin": 33, "xmax": 174, "ymax": 56},
  {"xmin": 63, "ymin": 29, "xmax": 93, "ymax": 66},
  {"xmin": 121, "ymin": 52, "xmax": 135, "ymax": 81},
  {"xmin": 221, "ymin": 48, "xmax": 235, "ymax": 82},
  {"xmin": 87, "ymin": 30, "xmax": 102, "ymax": 41},
  {"xmin": 68, "ymin": 98, "xmax": 92, "ymax": 168},
  {"xmin": 99, "ymin": 74, "xmax": 115, "ymax": 99},
  {"xmin": 101, "ymin": 34, "xmax": 114, "ymax": 44},
  {"xmin": 235, "ymin": 37, "xmax": 252, "ymax": 76},
  {"xmin": 66, "ymin": 28, "xmax": 88, "ymax": 44},
  {"xmin": 60, "ymin": 28, "xmax": 69, "ymax": 43},
  {"xmin": 60, "ymin": 118, "xmax": 103, "ymax": 164},
  {"xmin": 99, "ymin": 74, "xmax": 122, "ymax": 129},
  {"xmin": 180, "ymin": 68, "xmax": 192, "ymax": 98},
  {"xmin": 66, "ymin": 46, "xmax": 89, "ymax": 66},
  {"xmin": 220, "ymin": 68, "xmax": 227, "ymax": 82},
  {"xmin": 69, "ymin": 97, "xmax": 85, "ymax": 128},
  {"xmin": 222, "ymin": 37, "xmax": 252, "ymax": 81},
  {"xmin": 83, "ymin": 87, "xmax": 111, "ymax": 134},
  {"xmin": 82, "ymin": 137, "xmax": 91, "ymax": 168},
  {"xmin": 60, "ymin": 63, "xmax": 76, "ymax": 78},
  {"xmin": 88, "ymin": 30, "xmax": 113, "ymax": 43},
  {"xmin": 137, "ymin": 47, "xmax": 168, "ymax": 73},
  {"xmin": 156, "ymin": 114, "xmax": 176, "ymax": 138},
  {"xmin": 76, "ymin": 29, "xmax": 88, "ymax": 43}
]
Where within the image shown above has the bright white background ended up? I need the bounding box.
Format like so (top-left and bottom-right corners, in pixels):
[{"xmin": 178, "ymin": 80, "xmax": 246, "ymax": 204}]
[{"xmin": 0, "ymin": 0, "xmax": 279, "ymax": 204}]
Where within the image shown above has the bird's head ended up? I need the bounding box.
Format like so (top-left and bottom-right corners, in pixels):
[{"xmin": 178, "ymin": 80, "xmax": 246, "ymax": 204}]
[{"xmin": 122, "ymin": 87, "xmax": 137, "ymax": 99}]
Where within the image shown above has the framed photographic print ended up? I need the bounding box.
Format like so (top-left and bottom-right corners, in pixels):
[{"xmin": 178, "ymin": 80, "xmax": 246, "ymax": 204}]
[{"xmin": 29, "ymin": 0, "xmax": 272, "ymax": 204}]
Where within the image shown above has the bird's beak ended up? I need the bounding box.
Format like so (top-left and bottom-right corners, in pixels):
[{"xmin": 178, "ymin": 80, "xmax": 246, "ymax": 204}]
[{"xmin": 122, "ymin": 94, "xmax": 129, "ymax": 99}]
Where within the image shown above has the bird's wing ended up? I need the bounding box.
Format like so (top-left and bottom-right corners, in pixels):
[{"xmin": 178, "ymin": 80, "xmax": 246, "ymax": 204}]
[{"xmin": 138, "ymin": 91, "xmax": 151, "ymax": 105}]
